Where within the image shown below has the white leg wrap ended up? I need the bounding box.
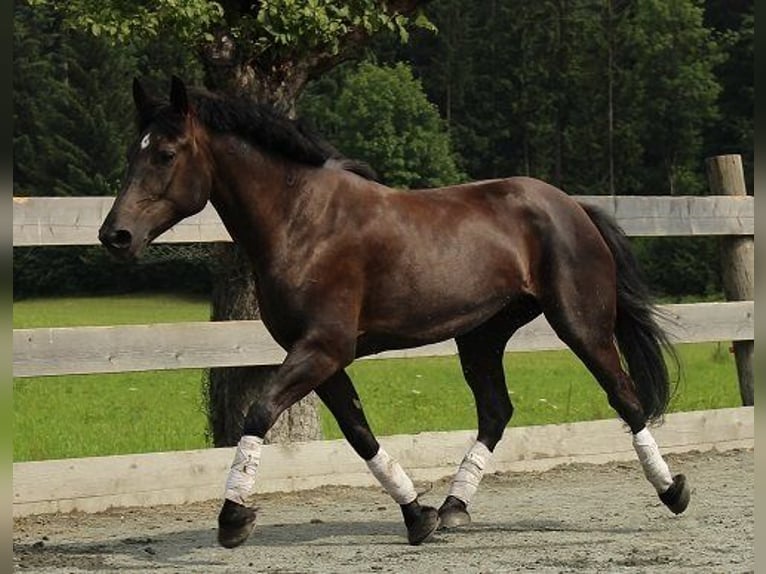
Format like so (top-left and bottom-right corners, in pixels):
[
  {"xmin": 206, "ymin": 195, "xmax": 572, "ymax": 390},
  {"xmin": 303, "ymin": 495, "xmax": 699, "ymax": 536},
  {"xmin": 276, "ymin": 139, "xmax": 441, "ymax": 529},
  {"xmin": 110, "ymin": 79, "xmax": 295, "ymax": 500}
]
[
  {"xmin": 366, "ymin": 447, "xmax": 418, "ymax": 505},
  {"xmin": 224, "ymin": 435, "xmax": 263, "ymax": 505},
  {"xmin": 633, "ymin": 427, "xmax": 673, "ymax": 493},
  {"xmin": 447, "ymin": 441, "xmax": 492, "ymax": 506}
]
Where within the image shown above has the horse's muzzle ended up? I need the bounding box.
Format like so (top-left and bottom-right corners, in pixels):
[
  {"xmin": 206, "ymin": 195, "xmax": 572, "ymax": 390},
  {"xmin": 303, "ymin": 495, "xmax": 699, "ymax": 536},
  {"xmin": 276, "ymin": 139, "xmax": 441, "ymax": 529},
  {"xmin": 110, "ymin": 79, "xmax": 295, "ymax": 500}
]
[{"xmin": 98, "ymin": 226, "xmax": 136, "ymax": 260}]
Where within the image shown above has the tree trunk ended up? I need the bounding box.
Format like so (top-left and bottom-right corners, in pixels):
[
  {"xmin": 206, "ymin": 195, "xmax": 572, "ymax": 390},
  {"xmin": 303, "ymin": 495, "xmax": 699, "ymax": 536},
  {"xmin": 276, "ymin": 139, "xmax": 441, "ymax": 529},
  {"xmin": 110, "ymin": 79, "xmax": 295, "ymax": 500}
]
[{"xmin": 200, "ymin": 33, "xmax": 320, "ymax": 447}]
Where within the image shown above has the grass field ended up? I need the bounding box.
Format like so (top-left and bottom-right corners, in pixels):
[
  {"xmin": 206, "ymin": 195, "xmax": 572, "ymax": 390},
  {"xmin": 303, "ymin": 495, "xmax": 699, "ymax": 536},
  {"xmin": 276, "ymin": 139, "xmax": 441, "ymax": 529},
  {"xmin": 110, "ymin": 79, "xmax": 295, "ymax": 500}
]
[
  {"xmin": 13, "ymin": 294, "xmax": 742, "ymax": 462},
  {"xmin": 12, "ymin": 293, "xmax": 213, "ymax": 328}
]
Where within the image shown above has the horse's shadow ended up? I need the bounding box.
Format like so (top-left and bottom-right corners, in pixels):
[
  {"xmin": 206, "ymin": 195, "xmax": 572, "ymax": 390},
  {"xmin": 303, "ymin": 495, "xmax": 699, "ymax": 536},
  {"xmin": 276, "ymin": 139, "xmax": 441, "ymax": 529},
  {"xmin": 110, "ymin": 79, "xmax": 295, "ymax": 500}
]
[
  {"xmin": 13, "ymin": 519, "xmax": 404, "ymax": 571},
  {"xmin": 14, "ymin": 517, "xmax": 652, "ymax": 570}
]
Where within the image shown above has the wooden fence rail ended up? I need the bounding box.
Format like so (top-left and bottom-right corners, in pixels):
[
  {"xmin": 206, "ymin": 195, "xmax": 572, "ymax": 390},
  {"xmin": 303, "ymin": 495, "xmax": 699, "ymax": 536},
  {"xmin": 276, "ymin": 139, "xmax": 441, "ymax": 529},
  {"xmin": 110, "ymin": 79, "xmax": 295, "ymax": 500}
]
[
  {"xmin": 13, "ymin": 301, "xmax": 754, "ymax": 378},
  {"xmin": 13, "ymin": 195, "xmax": 754, "ymax": 246}
]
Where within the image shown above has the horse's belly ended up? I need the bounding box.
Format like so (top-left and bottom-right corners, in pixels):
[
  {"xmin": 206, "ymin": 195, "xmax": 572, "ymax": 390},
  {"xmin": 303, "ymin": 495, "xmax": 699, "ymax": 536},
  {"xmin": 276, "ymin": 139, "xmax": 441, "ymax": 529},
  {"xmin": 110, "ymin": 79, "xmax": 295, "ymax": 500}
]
[{"xmin": 360, "ymin": 283, "xmax": 516, "ymax": 349}]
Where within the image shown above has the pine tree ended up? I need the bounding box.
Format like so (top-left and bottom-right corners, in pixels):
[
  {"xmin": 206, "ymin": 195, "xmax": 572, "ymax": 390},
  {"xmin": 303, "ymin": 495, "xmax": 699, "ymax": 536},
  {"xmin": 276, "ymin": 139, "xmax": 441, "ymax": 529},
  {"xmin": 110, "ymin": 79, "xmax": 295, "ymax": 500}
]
[{"xmin": 14, "ymin": 4, "xmax": 134, "ymax": 197}]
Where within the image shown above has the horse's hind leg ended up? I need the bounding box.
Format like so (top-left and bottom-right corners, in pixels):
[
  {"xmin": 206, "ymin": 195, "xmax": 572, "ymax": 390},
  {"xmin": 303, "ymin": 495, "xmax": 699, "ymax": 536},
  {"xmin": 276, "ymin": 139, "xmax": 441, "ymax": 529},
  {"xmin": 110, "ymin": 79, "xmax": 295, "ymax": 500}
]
[
  {"xmin": 315, "ymin": 370, "xmax": 439, "ymax": 545},
  {"xmin": 542, "ymin": 286, "xmax": 689, "ymax": 515},
  {"xmin": 438, "ymin": 320, "xmax": 518, "ymax": 529},
  {"xmin": 578, "ymin": 342, "xmax": 688, "ymax": 513}
]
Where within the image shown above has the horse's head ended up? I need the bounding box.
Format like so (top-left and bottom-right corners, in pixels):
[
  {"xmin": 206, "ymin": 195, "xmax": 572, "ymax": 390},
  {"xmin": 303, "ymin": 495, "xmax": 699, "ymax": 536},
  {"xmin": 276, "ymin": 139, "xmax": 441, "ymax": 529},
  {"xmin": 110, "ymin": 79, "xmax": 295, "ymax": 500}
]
[{"xmin": 99, "ymin": 76, "xmax": 211, "ymax": 260}]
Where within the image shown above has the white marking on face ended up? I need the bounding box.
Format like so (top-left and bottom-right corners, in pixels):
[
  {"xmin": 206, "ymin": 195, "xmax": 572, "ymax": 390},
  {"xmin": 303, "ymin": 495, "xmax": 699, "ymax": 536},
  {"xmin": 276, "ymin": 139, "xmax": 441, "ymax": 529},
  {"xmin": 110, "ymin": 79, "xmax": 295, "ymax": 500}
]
[{"xmin": 140, "ymin": 132, "xmax": 151, "ymax": 150}]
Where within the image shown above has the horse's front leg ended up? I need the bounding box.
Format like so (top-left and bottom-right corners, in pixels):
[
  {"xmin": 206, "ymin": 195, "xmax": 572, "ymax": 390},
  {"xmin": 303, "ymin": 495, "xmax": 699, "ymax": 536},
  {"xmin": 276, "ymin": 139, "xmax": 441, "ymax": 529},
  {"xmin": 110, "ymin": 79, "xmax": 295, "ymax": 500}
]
[
  {"xmin": 316, "ymin": 370, "xmax": 440, "ymax": 545},
  {"xmin": 217, "ymin": 328, "xmax": 353, "ymax": 549}
]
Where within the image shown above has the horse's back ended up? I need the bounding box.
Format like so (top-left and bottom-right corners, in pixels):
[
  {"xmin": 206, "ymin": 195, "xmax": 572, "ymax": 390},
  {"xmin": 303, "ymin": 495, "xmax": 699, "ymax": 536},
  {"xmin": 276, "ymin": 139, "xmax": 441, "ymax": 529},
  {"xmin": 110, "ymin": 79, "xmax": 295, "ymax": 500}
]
[
  {"xmin": 397, "ymin": 176, "xmax": 587, "ymax": 225},
  {"xmin": 345, "ymin": 176, "xmax": 601, "ymax": 341}
]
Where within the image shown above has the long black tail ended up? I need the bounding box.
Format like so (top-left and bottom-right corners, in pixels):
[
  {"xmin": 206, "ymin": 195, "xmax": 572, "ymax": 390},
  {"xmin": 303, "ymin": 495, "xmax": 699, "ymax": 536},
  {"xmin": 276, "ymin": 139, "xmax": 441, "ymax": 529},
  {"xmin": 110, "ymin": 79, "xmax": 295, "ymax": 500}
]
[{"xmin": 579, "ymin": 202, "xmax": 678, "ymax": 423}]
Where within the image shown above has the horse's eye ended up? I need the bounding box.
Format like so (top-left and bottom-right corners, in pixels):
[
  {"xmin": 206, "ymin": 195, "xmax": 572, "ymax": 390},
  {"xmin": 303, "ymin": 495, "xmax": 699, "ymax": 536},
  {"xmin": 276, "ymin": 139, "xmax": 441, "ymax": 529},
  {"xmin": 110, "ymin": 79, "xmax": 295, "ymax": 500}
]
[{"xmin": 158, "ymin": 149, "xmax": 176, "ymax": 164}]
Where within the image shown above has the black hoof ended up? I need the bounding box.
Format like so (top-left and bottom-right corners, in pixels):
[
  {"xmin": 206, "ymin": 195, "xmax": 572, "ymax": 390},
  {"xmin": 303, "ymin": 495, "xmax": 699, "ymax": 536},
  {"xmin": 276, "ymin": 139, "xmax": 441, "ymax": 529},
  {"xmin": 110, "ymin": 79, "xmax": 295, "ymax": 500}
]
[
  {"xmin": 659, "ymin": 474, "xmax": 690, "ymax": 515},
  {"xmin": 437, "ymin": 495, "xmax": 471, "ymax": 530},
  {"xmin": 401, "ymin": 502, "xmax": 440, "ymax": 545},
  {"xmin": 217, "ymin": 499, "xmax": 257, "ymax": 548}
]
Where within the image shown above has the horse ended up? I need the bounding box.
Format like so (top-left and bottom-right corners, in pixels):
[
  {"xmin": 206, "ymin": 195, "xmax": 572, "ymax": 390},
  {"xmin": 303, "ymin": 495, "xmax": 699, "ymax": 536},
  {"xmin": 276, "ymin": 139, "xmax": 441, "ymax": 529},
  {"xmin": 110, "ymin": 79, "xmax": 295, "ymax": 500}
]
[{"xmin": 99, "ymin": 76, "xmax": 690, "ymax": 548}]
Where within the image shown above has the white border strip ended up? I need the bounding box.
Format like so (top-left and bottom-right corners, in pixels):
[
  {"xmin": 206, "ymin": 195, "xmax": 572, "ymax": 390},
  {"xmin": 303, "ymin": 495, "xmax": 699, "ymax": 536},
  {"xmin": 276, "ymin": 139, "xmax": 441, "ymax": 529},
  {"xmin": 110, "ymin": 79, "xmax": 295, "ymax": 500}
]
[{"xmin": 12, "ymin": 407, "xmax": 753, "ymax": 517}]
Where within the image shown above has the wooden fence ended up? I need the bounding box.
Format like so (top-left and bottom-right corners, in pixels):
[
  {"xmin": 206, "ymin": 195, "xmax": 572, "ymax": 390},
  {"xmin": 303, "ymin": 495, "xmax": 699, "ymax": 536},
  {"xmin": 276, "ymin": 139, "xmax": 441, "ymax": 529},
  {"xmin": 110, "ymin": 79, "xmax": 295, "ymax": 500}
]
[
  {"xmin": 11, "ymin": 191, "xmax": 755, "ymax": 516},
  {"xmin": 11, "ymin": 194, "xmax": 755, "ymax": 378}
]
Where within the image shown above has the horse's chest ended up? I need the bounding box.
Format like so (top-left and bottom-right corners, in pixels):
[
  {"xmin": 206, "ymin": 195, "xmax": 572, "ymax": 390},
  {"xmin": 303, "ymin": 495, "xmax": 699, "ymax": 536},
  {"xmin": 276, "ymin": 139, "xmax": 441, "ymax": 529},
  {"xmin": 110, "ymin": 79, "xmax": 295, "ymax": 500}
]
[{"xmin": 252, "ymin": 279, "xmax": 306, "ymax": 349}]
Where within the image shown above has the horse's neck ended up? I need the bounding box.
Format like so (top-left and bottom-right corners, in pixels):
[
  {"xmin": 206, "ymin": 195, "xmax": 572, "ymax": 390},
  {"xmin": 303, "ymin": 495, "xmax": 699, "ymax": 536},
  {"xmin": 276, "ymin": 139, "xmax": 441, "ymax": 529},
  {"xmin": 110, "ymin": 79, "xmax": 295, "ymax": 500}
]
[{"xmin": 208, "ymin": 136, "xmax": 305, "ymax": 270}]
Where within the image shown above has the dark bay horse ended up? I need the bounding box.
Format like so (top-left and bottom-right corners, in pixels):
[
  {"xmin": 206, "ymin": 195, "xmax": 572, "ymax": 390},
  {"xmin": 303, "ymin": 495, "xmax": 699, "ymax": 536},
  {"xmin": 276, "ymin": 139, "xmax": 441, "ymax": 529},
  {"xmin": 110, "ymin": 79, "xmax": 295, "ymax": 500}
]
[{"xmin": 99, "ymin": 77, "xmax": 690, "ymax": 548}]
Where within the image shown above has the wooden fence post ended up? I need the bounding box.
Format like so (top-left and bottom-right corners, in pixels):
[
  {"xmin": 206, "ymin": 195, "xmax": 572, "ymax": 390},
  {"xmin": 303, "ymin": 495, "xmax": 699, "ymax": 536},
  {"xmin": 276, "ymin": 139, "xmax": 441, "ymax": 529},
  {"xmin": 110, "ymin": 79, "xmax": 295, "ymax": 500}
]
[{"xmin": 705, "ymin": 154, "xmax": 754, "ymax": 406}]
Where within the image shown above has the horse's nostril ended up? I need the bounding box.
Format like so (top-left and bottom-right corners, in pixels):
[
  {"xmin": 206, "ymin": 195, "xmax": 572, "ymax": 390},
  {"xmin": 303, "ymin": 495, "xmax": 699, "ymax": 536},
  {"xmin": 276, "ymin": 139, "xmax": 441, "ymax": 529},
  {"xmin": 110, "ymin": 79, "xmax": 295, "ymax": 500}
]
[{"xmin": 108, "ymin": 229, "xmax": 133, "ymax": 250}]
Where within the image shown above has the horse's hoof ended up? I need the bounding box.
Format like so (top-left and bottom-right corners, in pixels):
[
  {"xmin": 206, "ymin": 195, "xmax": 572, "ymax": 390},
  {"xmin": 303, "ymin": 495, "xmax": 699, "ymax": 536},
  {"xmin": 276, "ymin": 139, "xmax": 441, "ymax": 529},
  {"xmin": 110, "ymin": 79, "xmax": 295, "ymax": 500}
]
[
  {"xmin": 659, "ymin": 474, "xmax": 690, "ymax": 515},
  {"xmin": 437, "ymin": 496, "xmax": 471, "ymax": 530},
  {"xmin": 217, "ymin": 499, "xmax": 257, "ymax": 548},
  {"xmin": 405, "ymin": 505, "xmax": 440, "ymax": 545}
]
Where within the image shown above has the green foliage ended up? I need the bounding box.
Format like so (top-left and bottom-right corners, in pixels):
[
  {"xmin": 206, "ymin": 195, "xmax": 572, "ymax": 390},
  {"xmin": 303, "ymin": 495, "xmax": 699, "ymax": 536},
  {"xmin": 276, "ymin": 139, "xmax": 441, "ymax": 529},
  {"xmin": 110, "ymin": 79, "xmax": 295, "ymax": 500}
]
[
  {"xmin": 26, "ymin": 0, "xmax": 224, "ymax": 44},
  {"xmin": 250, "ymin": 0, "xmax": 431, "ymax": 54},
  {"xmin": 702, "ymin": 1, "xmax": 753, "ymax": 191},
  {"xmin": 24, "ymin": 0, "xmax": 433, "ymax": 66},
  {"xmin": 300, "ymin": 61, "xmax": 464, "ymax": 188},
  {"xmin": 13, "ymin": 3, "xmax": 204, "ymax": 199},
  {"xmin": 632, "ymin": 236, "xmax": 722, "ymax": 299},
  {"xmin": 627, "ymin": 0, "xmax": 723, "ymax": 195},
  {"xmin": 13, "ymin": 245, "xmax": 213, "ymax": 299},
  {"xmin": 407, "ymin": 0, "xmax": 725, "ymax": 197},
  {"xmin": 13, "ymin": 4, "xmax": 134, "ymax": 197}
]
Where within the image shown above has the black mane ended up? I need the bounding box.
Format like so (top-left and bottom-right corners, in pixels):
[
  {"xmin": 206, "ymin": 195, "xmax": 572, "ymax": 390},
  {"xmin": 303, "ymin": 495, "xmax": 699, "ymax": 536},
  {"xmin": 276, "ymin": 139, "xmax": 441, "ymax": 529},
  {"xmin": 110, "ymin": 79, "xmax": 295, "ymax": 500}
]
[{"xmin": 145, "ymin": 89, "xmax": 377, "ymax": 181}]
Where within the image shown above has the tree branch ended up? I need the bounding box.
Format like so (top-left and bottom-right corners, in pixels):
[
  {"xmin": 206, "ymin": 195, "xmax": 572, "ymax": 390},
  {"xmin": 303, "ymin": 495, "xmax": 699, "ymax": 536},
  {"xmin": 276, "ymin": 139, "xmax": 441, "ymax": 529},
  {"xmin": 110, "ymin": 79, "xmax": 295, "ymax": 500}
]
[
  {"xmin": 302, "ymin": 0, "xmax": 434, "ymax": 81},
  {"xmin": 200, "ymin": 0, "xmax": 434, "ymax": 104}
]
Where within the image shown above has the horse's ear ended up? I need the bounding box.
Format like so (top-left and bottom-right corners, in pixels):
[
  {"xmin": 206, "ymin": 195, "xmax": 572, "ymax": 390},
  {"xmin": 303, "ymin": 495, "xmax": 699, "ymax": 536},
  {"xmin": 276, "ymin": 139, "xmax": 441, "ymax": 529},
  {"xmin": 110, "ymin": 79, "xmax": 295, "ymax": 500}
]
[
  {"xmin": 170, "ymin": 75, "xmax": 189, "ymax": 116},
  {"xmin": 133, "ymin": 77, "xmax": 155, "ymax": 126}
]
